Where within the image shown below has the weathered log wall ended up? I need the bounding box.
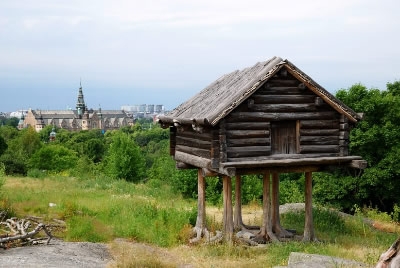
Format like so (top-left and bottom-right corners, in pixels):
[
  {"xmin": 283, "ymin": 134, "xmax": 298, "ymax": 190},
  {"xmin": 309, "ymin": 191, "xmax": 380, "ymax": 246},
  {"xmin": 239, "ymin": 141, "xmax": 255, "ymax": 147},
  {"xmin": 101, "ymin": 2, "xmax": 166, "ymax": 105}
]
[
  {"xmin": 175, "ymin": 126, "xmax": 213, "ymax": 160},
  {"xmin": 223, "ymin": 69, "xmax": 350, "ymax": 163},
  {"xmin": 172, "ymin": 68, "xmax": 351, "ymax": 166}
]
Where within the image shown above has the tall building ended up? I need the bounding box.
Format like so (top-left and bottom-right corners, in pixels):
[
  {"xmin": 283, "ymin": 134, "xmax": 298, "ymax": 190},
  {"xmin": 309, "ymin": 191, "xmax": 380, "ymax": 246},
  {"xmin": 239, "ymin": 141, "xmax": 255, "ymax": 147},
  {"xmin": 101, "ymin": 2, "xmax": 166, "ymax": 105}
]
[{"xmin": 20, "ymin": 83, "xmax": 133, "ymax": 132}]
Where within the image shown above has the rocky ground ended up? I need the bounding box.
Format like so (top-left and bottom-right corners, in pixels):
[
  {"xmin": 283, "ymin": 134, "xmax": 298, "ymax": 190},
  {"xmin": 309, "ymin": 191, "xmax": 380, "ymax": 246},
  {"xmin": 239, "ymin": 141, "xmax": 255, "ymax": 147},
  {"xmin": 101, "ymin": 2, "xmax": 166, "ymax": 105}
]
[{"xmin": 0, "ymin": 239, "xmax": 111, "ymax": 268}]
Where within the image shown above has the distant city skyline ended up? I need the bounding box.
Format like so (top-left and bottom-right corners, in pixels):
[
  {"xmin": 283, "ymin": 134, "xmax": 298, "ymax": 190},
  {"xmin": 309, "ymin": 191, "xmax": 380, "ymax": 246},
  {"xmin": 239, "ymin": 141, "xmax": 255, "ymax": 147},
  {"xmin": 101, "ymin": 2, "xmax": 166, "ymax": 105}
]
[{"xmin": 1, "ymin": 1, "xmax": 400, "ymax": 113}]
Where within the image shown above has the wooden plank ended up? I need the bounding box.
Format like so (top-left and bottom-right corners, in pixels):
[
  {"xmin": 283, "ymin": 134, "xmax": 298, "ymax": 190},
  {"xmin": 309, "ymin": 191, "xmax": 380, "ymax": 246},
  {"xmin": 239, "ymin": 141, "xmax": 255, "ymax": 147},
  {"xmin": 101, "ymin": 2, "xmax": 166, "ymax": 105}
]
[
  {"xmin": 300, "ymin": 136, "xmax": 339, "ymax": 145},
  {"xmin": 339, "ymin": 140, "xmax": 348, "ymax": 146},
  {"xmin": 174, "ymin": 151, "xmax": 211, "ymax": 169},
  {"xmin": 178, "ymin": 130, "xmax": 213, "ymax": 141},
  {"xmin": 226, "ymin": 130, "xmax": 270, "ymax": 139},
  {"xmin": 340, "ymin": 114, "xmax": 348, "ymax": 123},
  {"xmin": 339, "ymin": 146, "xmax": 348, "ymax": 156},
  {"xmin": 296, "ymin": 120, "xmax": 301, "ymax": 153},
  {"xmin": 176, "ymin": 136, "xmax": 211, "ymax": 150},
  {"xmin": 175, "ymin": 161, "xmax": 196, "ymax": 169},
  {"xmin": 227, "ymin": 146, "xmax": 271, "ymax": 158},
  {"xmin": 236, "ymin": 166, "xmax": 321, "ymax": 175},
  {"xmin": 263, "ymin": 78, "xmax": 300, "ymax": 87},
  {"xmin": 226, "ymin": 153, "xmax": 339, "ymax": 162},
  {"xmin": 176, "ymin": 144, "xmax": 210, "ymax": 159},
  {"xmin": 227, "ymin": 146, "xmax": 271, "ymax": 153},
  {"xmin": 299, "ymin": 120, "xmax": 339, "ymax": 129},
  {"xmin": 340, "ymin": 123, "xmax": 349, "ymax": 130},
  {"xmin": 170, "ymin": 126, "xmax": 176, "ymax": 156},
  {"xmin": 221, "ymin": 155, "xmax": 363, "ymax": 168},
  {"xmin": 219, "ymin": 119, "xmax": 227, "ymax": 163},
  {"xmin": 249, "ymin": 103, "xmax": 318, "ymax": 112},
  {"xmin": 339, "ymin": 131, "xmax": 349, "ymax": 139},
  {"xmin": 225, "ymin": 122, "xmax": 270, "ymax": 130},
  {"xmin": 349, "ymin": 160, "xmax": 368, "ymax": 169},
  {"xmin": 227, "ymin": 155, "xmax": 272, "ymax": 162},
  {"xmin": 299, "ymin": 145, "xmax": 339, "ymax": 153},
  {"xmin": 229, "ymin": 111, "xmax": 337, "ymax": 122},
  {"xmin": 210, "ymin": 129, "xmax": 220, "ymax": 169},
  {"xmin": 314, "ymin": 97, "xmax": 324, "ymax": 106},
  {"xmin": 300, "ymin": 129, "xmax": 340, "ymax": 136},
  {"xmin": 251, "ymin": 94, "xmax": 315, "ymax": 104},
  {"xmin": 257, "ymin": 87, "xmax": 311, "ymax": 95},
  {"xmin": 227, "ymin": 137, "xmax": 270, "ymax": 147}
]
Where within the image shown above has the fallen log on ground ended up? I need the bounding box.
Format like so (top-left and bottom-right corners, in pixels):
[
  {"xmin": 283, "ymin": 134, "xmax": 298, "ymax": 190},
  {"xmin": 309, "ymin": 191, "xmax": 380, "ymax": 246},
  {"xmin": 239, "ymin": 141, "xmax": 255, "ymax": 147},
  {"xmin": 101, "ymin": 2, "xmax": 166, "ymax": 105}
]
[{"xmin": 0, "ymin": 217, "xmax": 63, "ymax": 249}]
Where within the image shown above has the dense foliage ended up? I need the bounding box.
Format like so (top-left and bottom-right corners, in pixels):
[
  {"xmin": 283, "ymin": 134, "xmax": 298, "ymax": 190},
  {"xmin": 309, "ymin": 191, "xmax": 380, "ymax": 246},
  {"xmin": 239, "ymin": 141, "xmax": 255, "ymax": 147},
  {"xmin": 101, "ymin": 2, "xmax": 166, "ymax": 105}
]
[{"xmin": 1, "ymin": 81, "xmax": 400, "ymax": 217}]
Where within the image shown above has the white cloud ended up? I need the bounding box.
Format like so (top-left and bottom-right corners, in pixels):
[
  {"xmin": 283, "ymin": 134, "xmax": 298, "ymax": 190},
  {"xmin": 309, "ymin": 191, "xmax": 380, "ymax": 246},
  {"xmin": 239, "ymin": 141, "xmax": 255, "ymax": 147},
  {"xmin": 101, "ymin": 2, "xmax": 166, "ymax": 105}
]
[{"xmin": 0, "ymin": 0, "xmax": 400, "ymax": 112}]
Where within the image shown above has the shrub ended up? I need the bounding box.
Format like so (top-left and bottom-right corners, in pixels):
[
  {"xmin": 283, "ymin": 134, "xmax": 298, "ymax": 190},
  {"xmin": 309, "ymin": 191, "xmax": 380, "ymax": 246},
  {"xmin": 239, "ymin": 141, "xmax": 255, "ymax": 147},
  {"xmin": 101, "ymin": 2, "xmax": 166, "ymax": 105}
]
[
  {"xmin": 0, "ymin": 163, "xmax": 14, "ymax": 219},
  {"xmin": 104, "ymin": 132, "xmax": 145, "ymax": 182},
  {"xmin": 29, "ymin": 144, "xmax": 78, "ymax": 172},
  {"xmin": 27, "ymin": 168, "xmax": 47, "ymax": 179}
]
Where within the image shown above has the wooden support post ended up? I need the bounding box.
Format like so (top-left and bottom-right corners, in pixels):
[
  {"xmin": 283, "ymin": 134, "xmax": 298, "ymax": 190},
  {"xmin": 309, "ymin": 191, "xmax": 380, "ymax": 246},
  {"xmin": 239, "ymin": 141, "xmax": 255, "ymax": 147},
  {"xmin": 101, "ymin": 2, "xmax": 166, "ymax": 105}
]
[
  {"xmin": 223, "ymin": 175, "xmax": 234, "ymax": 243},
  {"xmin": 234, "ymin": 175, "xmax": 243, "ymax": 230},
  {"xmin": 260, "ymin": 172, "xmax": 278, "ymax": 242},
  {"xmin": 272, "ymin": 173, "xmax": 280, "ymax": 233},
  {"xmin": 196, "ymin": 169, "xmax": 206, "ymax": 229},
  {"xmin": 272, "ymin": 173, "xmax": 294, "ymax": 238},
  {"xmin": 190, "ymin": 169, "xmax": 207, "ymax": 244},
  {"xmin": 303, "ymin": 171, "xmax": 316, "ymax": 242},
  {"xmin": 233, "ymin": 175, "xmax": 259, "ymax": 231}
]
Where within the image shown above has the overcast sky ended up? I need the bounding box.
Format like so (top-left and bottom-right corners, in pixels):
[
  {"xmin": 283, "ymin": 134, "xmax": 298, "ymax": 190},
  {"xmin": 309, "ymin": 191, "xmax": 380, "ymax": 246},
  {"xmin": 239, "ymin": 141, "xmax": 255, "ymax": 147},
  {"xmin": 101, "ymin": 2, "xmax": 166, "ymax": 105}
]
[{"xmin": 1, "ymin": 0, "xmax": 399, "ymax": 113}]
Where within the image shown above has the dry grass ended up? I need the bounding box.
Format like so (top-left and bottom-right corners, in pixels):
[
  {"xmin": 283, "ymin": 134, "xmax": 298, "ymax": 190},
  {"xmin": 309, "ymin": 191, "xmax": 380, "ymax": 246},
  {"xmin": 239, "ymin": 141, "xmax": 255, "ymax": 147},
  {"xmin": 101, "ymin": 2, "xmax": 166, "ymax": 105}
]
[{"xmin": 107, "ymin": 239, "xmax": 277, "ymax": 268}]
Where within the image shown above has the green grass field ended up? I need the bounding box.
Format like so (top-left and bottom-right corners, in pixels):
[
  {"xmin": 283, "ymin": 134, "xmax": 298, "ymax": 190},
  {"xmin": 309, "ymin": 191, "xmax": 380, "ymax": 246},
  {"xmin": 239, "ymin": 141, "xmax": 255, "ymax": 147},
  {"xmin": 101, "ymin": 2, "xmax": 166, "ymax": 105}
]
[{"xmin": 2, "ymin": 174, "xmax": 398, "ymax": 267}]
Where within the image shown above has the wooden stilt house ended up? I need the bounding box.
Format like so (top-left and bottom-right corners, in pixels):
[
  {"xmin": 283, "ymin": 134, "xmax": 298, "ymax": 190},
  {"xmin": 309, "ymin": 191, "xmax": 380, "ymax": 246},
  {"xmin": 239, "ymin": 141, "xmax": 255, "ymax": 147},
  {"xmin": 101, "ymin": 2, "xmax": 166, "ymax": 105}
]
[{"xmin": 158, "ymin": 56, "xmax": 367, "ymax": 243}]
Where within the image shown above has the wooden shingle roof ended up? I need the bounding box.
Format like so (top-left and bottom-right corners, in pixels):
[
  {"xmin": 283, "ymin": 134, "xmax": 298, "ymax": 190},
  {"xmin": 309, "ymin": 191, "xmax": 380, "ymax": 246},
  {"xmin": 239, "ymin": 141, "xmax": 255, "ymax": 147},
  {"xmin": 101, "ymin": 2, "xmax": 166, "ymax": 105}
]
[{"xmin": 158, "ymin": 56, "xmax": 361, "ymax": 126}]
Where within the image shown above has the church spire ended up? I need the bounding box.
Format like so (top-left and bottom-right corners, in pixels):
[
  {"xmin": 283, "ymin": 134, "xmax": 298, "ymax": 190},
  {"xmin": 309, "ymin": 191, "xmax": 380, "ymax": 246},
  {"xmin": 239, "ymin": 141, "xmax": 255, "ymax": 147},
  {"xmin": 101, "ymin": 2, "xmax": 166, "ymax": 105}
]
[{"xmin": 76, "ymin": 79, "xmax": 86, "ymax": 118}]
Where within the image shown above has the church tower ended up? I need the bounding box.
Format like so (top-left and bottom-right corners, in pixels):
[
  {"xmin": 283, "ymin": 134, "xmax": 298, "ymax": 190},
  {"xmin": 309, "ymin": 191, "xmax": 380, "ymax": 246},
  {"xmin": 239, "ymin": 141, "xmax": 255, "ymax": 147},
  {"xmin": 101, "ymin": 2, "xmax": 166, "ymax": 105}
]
[{"xmin": 76, "ymin": 80, "xmax": 86, "ymax": 119}]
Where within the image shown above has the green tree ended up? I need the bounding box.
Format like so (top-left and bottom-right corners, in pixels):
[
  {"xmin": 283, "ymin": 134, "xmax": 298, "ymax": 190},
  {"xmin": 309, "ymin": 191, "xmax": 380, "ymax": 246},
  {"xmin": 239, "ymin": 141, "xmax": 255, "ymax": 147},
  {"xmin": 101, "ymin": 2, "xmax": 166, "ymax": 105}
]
[
  {"xmin": 65, "ymin": 130, "xmax": 105, "ymax": 163},
  {"xmin": 0, "ymin": 125, "xmax": 19, "ymax": 142},
  {"xmin": 327, "ymin": 82, "xmax": 400, "ymax": 212},
  {"xmin": 146, "ymin": 139, "xmax": 176, "ymax": 181},
  {"xmin": 104, "ymin": 131, "xmax": 145, "ymax": 182},
  {"xmin": 0, "ymin": 136, "xmax": 7, "ymax": 157},
  {"xmin": 4, "ymin": 117, "xmax": 19, "ymax": 127},
  {"xmin": 20, "ymin": 127, "xmax": 42, "ymax": 156},
  {"xmin": 29, "ymin": 144, "xmax": 78, "ymax": 172},
  {"xmin": 0, "ymin": 126, "xmax": 41, "ymax": 175}
]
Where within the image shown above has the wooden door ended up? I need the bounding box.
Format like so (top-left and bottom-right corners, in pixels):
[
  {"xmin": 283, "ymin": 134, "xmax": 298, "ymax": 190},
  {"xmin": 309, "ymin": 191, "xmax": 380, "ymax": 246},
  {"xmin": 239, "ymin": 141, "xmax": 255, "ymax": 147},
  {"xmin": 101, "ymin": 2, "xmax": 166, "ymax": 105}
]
[{"xmin": 271, "ymin": 121, "xmax": 297, "ymax": 154}]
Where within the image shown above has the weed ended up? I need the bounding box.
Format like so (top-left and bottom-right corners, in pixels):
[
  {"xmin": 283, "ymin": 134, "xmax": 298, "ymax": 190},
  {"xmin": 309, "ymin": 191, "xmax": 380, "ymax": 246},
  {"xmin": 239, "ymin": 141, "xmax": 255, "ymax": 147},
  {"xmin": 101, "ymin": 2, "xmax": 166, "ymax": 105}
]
[
  {"xmin": 66, "ymin": 216, "xmax": 112, "ymax": 242},
  {"xmin": 27, "ymin": 168, "xmax": 47, "ymax": 179}
]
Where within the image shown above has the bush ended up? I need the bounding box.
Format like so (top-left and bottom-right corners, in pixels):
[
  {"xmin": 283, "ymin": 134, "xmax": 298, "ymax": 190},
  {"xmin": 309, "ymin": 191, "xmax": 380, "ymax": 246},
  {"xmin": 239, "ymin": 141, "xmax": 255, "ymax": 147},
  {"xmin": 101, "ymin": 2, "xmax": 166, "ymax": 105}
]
[
  {"xmin": 280, "ymin": 179, "xmax": 304, "ymax": 204},
  {"xmin": 240, "ymin": 175, "xmax": 263, "ymax": 205},
  {"xmin": 170, "ymin": 169, "xmax": 198, "ymax": 199},
  {"xmin": 29, "ymin": 144, "xmax": 79, "ymax": 172},
  {"xmin": 27, "ymin": 168, "xmax": 47, "ymax": 179},
  {"xmin": 104, "ymin": 132, "xmax": 145, "ymax": 182},
  {"xmin": 0, "ymin": 163, "xmax": 14, "ymax": 220}
]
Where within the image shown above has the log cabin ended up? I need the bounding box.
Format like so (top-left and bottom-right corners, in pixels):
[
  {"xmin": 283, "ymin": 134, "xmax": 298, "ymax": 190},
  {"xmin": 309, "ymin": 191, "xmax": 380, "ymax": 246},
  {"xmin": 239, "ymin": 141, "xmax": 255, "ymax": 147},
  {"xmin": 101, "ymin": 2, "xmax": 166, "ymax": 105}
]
[{"xmin": 157, "ymin": 56, "xmax": 367, "ymax": 243}]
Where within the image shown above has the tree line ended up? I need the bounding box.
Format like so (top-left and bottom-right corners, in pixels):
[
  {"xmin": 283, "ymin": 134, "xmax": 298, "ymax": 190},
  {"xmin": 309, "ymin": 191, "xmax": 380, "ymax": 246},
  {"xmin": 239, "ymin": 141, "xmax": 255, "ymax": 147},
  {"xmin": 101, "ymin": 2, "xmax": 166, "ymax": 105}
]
[{"xmin": 1, "ymin": 81, "xmax": 400, "ymax": 218}]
